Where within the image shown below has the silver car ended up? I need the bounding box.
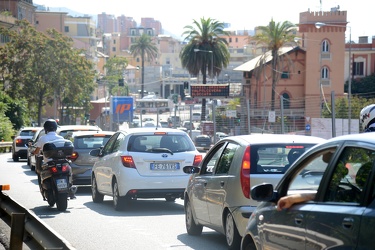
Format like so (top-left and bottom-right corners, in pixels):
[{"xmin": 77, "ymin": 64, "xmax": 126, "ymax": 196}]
[
  {"xmin": 67, "ymin": 131, "xmax": 114, "ymax": 185},
  {"xmin": 183, "ymin": 134, "xmax": 325, "ymax": 249},
  {"xmin": 243, "ymin": 133, "xmax": 375, "ymax": 250}
]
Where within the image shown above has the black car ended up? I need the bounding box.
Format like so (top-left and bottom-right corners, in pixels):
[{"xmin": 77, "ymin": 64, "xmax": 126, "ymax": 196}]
[{"xmin": 194, "ymin": 135, "xmax": 211, "ymax": 148}]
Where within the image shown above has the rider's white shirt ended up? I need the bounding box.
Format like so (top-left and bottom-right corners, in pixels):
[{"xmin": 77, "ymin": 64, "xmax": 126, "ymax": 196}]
[{"xmin": 35, "ymin": 132, "xmax": 64, "ymax": 162}]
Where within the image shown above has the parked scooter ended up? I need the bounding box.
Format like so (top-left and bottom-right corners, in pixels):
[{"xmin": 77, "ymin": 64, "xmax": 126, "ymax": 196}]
[{"xmin": 39, "ymin": 139, "xmax": 76, "ymax": 211}]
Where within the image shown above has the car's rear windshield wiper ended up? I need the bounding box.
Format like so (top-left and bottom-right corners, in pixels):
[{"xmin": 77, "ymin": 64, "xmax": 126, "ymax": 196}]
[{"xmin": 149, "ymin": 147, "xmax": 174, "ymax": 155}]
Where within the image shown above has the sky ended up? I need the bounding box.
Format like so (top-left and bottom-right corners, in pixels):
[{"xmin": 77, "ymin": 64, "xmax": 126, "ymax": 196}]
[{"xmin": 33, "ymin": 0, "xmax": 373, "ymax": 42}]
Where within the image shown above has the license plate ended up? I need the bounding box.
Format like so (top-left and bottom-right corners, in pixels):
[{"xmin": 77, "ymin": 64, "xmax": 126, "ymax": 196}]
[
  {"xmin": 56, "ymin": 178, "xmax": 68, "ymax": 190},
  {"xmin": 150, "ymin": 163, "xmax": 180, "ymax": 170}
]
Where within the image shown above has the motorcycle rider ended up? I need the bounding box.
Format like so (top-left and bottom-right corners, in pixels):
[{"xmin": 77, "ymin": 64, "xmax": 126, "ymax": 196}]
[
  {"xmin": 33, "ymin": 119, "xmax": 76, "ymax": 199},
  {"xmin": 360, "ymin": 104, "xmax": 375, "ymax": 132}
]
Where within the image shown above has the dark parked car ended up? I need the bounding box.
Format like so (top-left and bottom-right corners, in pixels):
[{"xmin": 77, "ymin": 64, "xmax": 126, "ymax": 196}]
[{"xmin": 242, "ymin": 133, "xmax": 375, "ymax": 250}]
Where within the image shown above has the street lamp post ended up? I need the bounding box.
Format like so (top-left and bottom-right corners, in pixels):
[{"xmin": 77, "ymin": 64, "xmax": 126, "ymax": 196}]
[
  {"xmin": 315, "ymin": 22, "xmax": 352, "ymax": 134},
  {"xmin": 194, "ymin": 49, "xmax": 213, "ymax": 83}
]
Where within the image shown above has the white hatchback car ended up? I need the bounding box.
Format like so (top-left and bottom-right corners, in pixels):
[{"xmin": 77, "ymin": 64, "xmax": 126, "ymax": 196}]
[{"xmin": 90, "ymin": 128, "xmax": 203, "ymax": 210}]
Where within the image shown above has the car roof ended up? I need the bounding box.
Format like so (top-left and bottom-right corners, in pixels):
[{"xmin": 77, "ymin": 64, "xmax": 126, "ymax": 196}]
[
  {"xmin": 20, "ymin": 127, "xmax": 43, "ymax": 131},
  {"xmin": 119, "ymin": 127, "xmax": 189, "ymax": 135},
  {"xmin": 69, "ymin": 131, "xmax": 115, "ymax": 137},
  {"xmin": 325, "ymin": 132, "xmax": 375, "ymax": 144},
  {"xmin": 57, "ymin": 125, "xmax": 102, "ymax": 132},
  {"xmin": 223, "ymin": 133, "xmax": 326, "ymax": 145}
]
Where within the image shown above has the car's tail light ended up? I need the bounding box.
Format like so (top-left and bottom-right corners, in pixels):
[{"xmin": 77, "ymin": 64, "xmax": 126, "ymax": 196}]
[
  {"xmin": 61, "ymin": 163, "xmax": 70, "ymax": 172},
  {"xmin": 193, "ymin": 154, "xmax": 203, "ymax": 167},
  {"xmin": 121, "ymin": 156, "xmax": 136, "ymax": 168},
  {"xmin": 50, "ymin": 167, "xmax": 58, "ymax": 173},
  {"xmin": 68, "ymin": 152, "xmax": 79, "ymax": 161},
  {"xmin": 240, "ymin": 145, "xmax": 251, "ymax": 199}
]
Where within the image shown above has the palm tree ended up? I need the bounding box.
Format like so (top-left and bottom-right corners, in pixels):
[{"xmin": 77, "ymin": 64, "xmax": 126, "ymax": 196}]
[
  {"xmin": 130, "ymin": 33, "xmax": 158, "ymax": 98},
  {"xmin": 252, "ymin": 19, "xmax": 297, "ymax": 111},
  {"xmin": 180, "ymin": 17, "xmax": 230, "ymax": 120}
]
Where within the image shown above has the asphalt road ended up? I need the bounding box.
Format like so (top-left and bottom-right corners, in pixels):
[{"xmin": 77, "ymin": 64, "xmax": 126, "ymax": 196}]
[{"xmin": 0, "ymin": 153, "xmax": 227, "ymax": 250}]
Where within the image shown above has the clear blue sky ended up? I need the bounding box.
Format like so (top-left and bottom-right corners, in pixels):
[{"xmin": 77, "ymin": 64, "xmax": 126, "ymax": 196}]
[{"xmin": 34, "ymin": 0, "xmax": 372, "ymax": 42}]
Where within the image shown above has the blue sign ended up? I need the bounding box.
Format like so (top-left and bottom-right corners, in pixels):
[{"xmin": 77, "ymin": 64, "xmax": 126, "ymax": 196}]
[
  {"xmin": 111, "ymin": 96, "xmax": 134, "ymax": 122},
  {"xmin": 305, "ymin": 124, "xmax": 311, "ymax": 131}
]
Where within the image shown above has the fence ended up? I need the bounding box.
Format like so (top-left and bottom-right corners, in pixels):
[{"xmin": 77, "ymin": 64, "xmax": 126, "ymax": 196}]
[{"xmin": 0, "ymin": 142, "xmax": 12, "ymax": 153}]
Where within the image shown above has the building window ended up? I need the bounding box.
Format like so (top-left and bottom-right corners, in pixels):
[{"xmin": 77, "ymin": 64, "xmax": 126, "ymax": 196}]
[
  {"xmin": 321, "ymin": 67, "xmax": 329, "ymax": 79},
  {"xmin": 0, "ymin": 34, "xmax": 10, "ymax": 43},
  {"xmin": 353, "ymin": 61, "xmax": 364, "ymax": 76},
  {"xmin": 321, "ymin": 40, "xmax": 329, "ymax": 52},
  {"xmin": 281, "ymin": 71, "xmax": 289, "ymax": 79},
  {"xmin": 112, "ymin": 47, "xmax": 116, "ymax": 52},
  {"xmin": 282, "ymin": 93, "xmax": 290, "ymax": 109},
  {"xmin": 113, "ymin": 40, "xmax": 116, "ymax": 44},
  {"xmin": 64, "ymin": 26, "xmax": 69, "ymax": 32},
  {"xmin": 235, "ymin": 38, "xmax": 238, "ymax": 43},
  {"xmin": 229, "ymin": 38, "xmax": 232, "ymax": 43}
]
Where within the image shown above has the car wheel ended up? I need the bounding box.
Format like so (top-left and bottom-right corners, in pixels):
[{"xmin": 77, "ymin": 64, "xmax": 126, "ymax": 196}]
[
  {"xmin": 225, "ymin": 211, "xmax": 241, "ymax": 250},
  {"xmin": 113, "ymin": 180, "xmax": 126, "ymax": 211},
  {"xmin": 27, "ymin": 156, "xmax": 31, "ymax": 166},
  {"xmin": 165, "ymin": 196, "xmax": 176, "ymax": 202},
  {"xmin": 185, "ymin": 199, "xmax": 202, "ymax": 235},
  {"xmin": 12, "ymin": 153, "xmax": 19, "ymax": 162},
  {"xmin": 91, "ymin": 175, "xmax": 104, "ymax": 203}
]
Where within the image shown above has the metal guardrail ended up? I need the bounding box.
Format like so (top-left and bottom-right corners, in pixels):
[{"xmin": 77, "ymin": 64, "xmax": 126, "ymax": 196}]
[
  {"xmin": 0, "ymin": 142, "xmax": 12, "ymax": 153},
  {"xmin": 0, "ymin": 189, "xmax": 75, "ymax": 249}
]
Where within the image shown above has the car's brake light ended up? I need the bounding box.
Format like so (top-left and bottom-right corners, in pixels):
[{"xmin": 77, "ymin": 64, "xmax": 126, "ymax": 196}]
[
  {"xmin": 193, "ymin": 154, "xmax": 203, "ymax": 167},
  {"xmin": 61, "ymin": 163, "xmax": 70, "ymax": 172},
  {"xmin": 121, "ymin": 156, "xmax": 136, "ymax": 168},
  {"xmin": 68, "ymin": 152, "xmax": 79, "ymax": 161},
  {"xmin": 240, "ymin": 145, "xmax": 251, "ymax": 199}
]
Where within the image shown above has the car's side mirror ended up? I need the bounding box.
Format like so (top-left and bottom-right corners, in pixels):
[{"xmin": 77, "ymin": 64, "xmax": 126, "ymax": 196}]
[
  {"xmin": 183, "ymin": 166, "xmax": 200, "ymax": 174},
  {"xmin": 251, "ymin": 183, "xmax": 275, "ymax": 201},
  {"xmin": 89, "ymin": 148, "xmax": 101, "ymax": 157}
]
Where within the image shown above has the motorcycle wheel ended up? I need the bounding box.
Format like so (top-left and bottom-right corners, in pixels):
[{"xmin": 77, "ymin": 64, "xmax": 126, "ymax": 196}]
[
  {"xmin": 46, "ymin": 189, "xmax": 56, "ymax": 207},
  {"xmin": 56, "ymin": 193, "xmax": 68, "ymax": 211}
]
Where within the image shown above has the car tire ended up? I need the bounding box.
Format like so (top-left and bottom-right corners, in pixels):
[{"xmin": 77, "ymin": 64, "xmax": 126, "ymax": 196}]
[
  {"xmin": 185, "ymin": 199, "xmax": 203, "ymax": 235},
  {"xmin": 113, "ymin": 180, "xmax": 126, "ymax": 211},
  {"xmin": 12, "ymin": 153, "xmax": 19, "ymax": 162},
  {"xmin": 225, "ymin": 211, "xmax": 241, "ymax": 250},
  {"xmin": 27, "ymin": 156, "xmax": 31, "ymax": 166},
  {"xmin": 165, "ymin": 196, "xmax": 176, "ymax": 202},
  {"xmin": 91, "ymin": 175, "xmax": 104, "ymax": 203}
]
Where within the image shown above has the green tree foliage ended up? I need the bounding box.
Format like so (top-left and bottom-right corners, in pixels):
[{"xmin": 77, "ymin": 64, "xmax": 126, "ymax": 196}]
[
  {"xmin": 180, "ymin": 17, "xmax": 230, "ymax": 121},
  {"xmin": 130, "ymin": 33, "xmax": 158, "ymax": 98},
  {"xmin": 0, "ymin": 20, "xmax": 95, "ymax": 126},
  {"xmin": 104, "ymin": 56, "xmax": 128, "ymax": 96},
  {"xmin": 346, "ymin": 74, "xmax": 375, "ymax": 98},
  {"xmin": 0, "ymin": 92, "xmax": 15, "ymax": 140},
  {"xmin": 322, "ymin": 96, "xmax": 375, "ymax": 121},
  {"xmin": 252, "ymin": 19, "xmax": 297, "ymax": 111}
]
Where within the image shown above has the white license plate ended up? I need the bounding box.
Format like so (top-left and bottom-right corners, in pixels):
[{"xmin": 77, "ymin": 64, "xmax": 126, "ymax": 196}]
[
  {"xmin": 150, "ymin": 163, "xmax": 180, "ymax": 170},
  {"xmin": 56, "ymin": 178, "xmax": 68, "ymax": 190}
]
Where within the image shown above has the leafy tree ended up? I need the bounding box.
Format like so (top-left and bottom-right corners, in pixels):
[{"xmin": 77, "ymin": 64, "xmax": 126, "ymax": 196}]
[
  {"xmin": 130, "ymin": 33, "xmax": 158, "ymax": 98},
  {"xmin": 104, "ymin": 56, "xmax": 129, "ymax": 96},
  {"xmin": 347, "ymin": 74, "xmax": 375, "ymax": 98},
  {"xmin": 252, "ymin": 19, "xmax": 297, "ymax": 111},
  {"xmin": 0, "ymin": 92, "xmax": 15, "ymax": 140},
  {"xmin": 180, "ymin": 17, "xmax": 230, "ymax": 121},
  {"xmin": 0, "ymin": 20, "xmax": 95, "ymax": 126}
]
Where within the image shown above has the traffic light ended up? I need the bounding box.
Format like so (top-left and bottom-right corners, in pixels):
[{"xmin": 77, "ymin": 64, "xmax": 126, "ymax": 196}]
[
  {"xmin": 172, "ymin": 94, "xmax": 178, "ymax": 104},
  {"xmin": 118, "ymin": 78, "xmax": 124, "ymax": 86},
  {"xmin": 183, "ymin": 81, "xmax": 189, "ymax": 89}
]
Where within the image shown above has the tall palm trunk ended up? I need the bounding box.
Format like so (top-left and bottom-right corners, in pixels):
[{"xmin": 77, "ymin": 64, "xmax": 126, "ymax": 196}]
[{"xmin": 141, "ymin": 51, "xmax": 145, "ymax": 98}]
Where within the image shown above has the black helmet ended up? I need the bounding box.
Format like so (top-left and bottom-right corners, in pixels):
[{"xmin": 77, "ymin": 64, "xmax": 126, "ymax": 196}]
[{"xmin": 43, "ymin": 119, "xmax": 58, "ymax": 132}]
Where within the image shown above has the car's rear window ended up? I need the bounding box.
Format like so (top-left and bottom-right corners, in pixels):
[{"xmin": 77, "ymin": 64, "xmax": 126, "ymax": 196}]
[
  {"xmin": 73, "ymin": 135, "xmax": 112, "ymax": 149},
  {"xmin": 250, "ymin": 144, "xmax": 317, "ymax": 174},
  {"xmin": 19, "ymin": 130, "xmax": 38, "ymax": 136},
  {"xmin": 127, "ymin": 134, "xmax": 195, "ymax": 153}
]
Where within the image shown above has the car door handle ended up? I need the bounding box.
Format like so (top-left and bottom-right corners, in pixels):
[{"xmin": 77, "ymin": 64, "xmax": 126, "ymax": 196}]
[
  {"xmin": 294, "ymin": 214, "xmax": 304, "ymax": 225},
  {"xmin": 220, "ymin": 181, "xmax": 225, "ymax": 187},
  {"xmin": 342, "ymin": 217, "xmax": 354, "ymax": 229}
]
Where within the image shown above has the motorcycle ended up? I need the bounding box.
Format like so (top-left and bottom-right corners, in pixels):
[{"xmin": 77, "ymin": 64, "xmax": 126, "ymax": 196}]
[{"xmin": 39, "ymin": 139, "xmax": 76, "ymax": 211}]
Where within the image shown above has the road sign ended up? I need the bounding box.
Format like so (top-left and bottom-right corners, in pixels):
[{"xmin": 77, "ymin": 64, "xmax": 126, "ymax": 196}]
[{"xmin": 305, "ymin": 124, "xmax": 311, "ymax": 131}]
